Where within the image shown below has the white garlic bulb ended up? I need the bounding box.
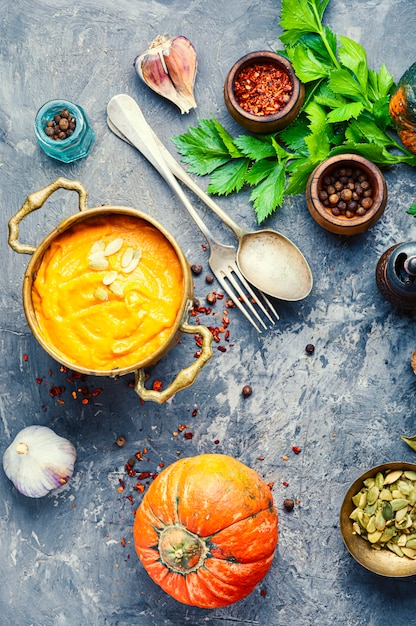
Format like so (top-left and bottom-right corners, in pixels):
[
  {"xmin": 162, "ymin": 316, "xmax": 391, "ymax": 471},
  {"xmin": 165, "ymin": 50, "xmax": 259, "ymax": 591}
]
[{"xmin": 3, "ymin": 425, "xmax": 76, "ymax": 498}]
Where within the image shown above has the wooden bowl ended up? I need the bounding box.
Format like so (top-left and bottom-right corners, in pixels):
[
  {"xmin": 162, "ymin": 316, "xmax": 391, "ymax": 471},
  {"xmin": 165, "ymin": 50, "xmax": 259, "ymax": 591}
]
[
  {"xmin": 224, "ymin": 51, "xmax": 305, "ymax": 134},
  {"xmin": 340, "ymin": 462, "xmax": 416, "ymax": 577},
  {"xmin": 306, "ymin": 154, "xmax": 387, "ymax": 235}
]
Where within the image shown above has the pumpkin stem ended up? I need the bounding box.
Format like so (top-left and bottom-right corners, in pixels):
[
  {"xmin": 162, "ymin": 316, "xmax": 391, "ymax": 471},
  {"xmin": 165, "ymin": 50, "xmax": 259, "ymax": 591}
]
[{"xmin": 158, "ymin": 524, "xmax": 207, "ymax": 574}]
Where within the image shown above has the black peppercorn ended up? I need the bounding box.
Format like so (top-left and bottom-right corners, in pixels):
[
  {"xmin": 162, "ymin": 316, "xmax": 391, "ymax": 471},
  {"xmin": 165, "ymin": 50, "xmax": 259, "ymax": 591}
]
[
  {"xmin": 242, "ymin": 385, "xmax": 252, "ymax": 398},
  {"xmin": 191, "ymin": 263, "xmax": 203, "ymax": 275},
  {"xmin": 305, "ymin": 343, "xmax": 315, "ymax": 354},
  {"xmin": 283, "ymin": 498, "xmax": 295, "ymax": 512}
]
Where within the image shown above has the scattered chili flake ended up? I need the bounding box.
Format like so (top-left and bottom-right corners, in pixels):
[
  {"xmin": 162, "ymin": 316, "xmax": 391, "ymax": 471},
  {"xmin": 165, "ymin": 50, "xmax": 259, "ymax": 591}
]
[
  {"xmin": 117, "ymin": 486, "xmax": 124, "ymax": 493},
  {"xmin": 260, "ymin": 589, "xmax": 267, "ymax": 598},
  {"xmin": 184, "ymin": 431, "xmax": 193, "ymax": 440},
  {"xmin": 191, "ymin": 408, "xmax": 198, "ymax": 417},
  {"xmin": 49, "ymin": 385, "xmax": 65, "ymax": 397},
  {"xmin": 282, "ymin": 481, "xmax": 289, "ymax": 487},
  {"xmin": 159, "ymin": 462, "xmax": 165, "ymax": 468},
  {"xmin": 135, "ymin": 450, "xmax": 143, "ymax": 461},
  {"xmin": 152, "ymin": 380, "xmax": 163, "ymax": 391},
  {"xmin": 57, "ymin": 399, "xmax": 65, "ymax": 405},
  {"xmin": 121, "ymin": 538, "xmax": 126, "ymax": 547},
  {"xmin": 81, "ymin": 398, "xmax": 89, "ymax": 405},
  {"xmin": 257, "ymin": 457, "xmax": 264, "ymax": 461},
  {"xmin": 35, "ymin": 377, "xmax": 42, "ymax": 384},
  {"xmin": 216, "ymin": 293, "xmax": 224, "ymax": 300},
  {"xmin": 134, "ymin": 482, "xmax": 145, "ymax": 493},
  {"xmin": 282, "ymin": 455, "xmax": 289, "ymax": 461},
  {"xmin": 292, "ymin": 446, "xmax": 302, "ymax": 455},
  {"xmin": 126, "ymin": 462, "xmax": 136, "ymax": 477},
  {"xmin": 118, "ymin": 478, "xmax": 125, "ymax": 489},
  {"xmin": 267, "ymin": 482, "xmax": 275, "ymax": 490},
  {"xmin": 137, "ymin": 471, "xmax": 151, "ymax": 480},
  {"xmin": 92, "ymin": 388, "xmax": 103, "ymax": 397},
  {"xmin": 217, "ymin": 346, "xmax": 227, "ymax": 353},
  {"xmin": 71, "ymin": 391, "xmax": 77, "ymax": 399},
  {"xmin": 23, "ymin": 354, "xmax": 28, "ymax": 361},
  {"xmin": 126, "ymin": 495, "xmax": 134, "ymax": 504},
  {"xmin": 234, "ymin": 62, "xmax": 293, "ymax": 116},
  {"xmin": 178, "ymin": 424, "xmax": 187, "ymax": 432}
]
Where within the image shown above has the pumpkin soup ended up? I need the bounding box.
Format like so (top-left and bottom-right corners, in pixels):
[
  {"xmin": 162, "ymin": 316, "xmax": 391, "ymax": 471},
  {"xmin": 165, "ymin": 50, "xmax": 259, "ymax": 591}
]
[{"xmin": 32, "ymin": 214, "xmax": 185, "ymax": 371}]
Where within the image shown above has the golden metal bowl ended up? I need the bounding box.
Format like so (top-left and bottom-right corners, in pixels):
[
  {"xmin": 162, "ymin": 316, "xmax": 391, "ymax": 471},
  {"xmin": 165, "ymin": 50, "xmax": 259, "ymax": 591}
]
[{"xmin": 340, "ymin": 461, "xmax": 416, "ymax": 577}]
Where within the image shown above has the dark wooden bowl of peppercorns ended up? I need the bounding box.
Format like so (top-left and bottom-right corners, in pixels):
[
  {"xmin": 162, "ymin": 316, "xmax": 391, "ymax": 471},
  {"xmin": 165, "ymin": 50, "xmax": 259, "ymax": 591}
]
[
  {"xmin": 306, "ymin": 154, "xmax": 387, "ymax": 235},
  {"xmin": 224, "ymin": 51, "xmax": 305, "ymax": 134}
]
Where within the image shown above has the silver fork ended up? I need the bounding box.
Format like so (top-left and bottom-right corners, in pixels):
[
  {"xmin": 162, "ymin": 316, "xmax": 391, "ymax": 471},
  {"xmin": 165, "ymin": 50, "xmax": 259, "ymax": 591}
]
[{"xmin": 107, "ymin": 97, "xmax": 279, "ymax": 332}]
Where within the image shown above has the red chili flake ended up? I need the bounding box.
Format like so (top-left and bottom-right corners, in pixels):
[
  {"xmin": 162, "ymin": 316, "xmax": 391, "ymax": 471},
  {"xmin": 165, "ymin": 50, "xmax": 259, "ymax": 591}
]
[
  {"xmin": 118, "ymin": 478, "xmax": 125, "ymax": 489},
  {"xmin": 184, "ymin": 432, "xmax": 193, "ymax": 440},
  {"xmin": 125, "ymin": 463, "xmax": 136, "ymax": 477},
  {"xmin": 292, "ymin": 446, "xmax": 302, "ymax": 455},
  {"xmin": 71, "ymin": 391, "xmax": 77, "ymax": 399},
  {"xmin": 23, "ymin": 354, "xmax": 28, "ymax": 361},
  {"xmin": 143, "ymin": 447, "xmax": 148, "ymax": 454},
  {"xmin": 224, "ymin": 330, "xmax": 230, "ymax": 341},
  {"xmin": 257, "ymin": 457, "xmax": 264, "ymax": 461},
  {"xmin": 60, "ymin": 366, "xmax": 67, "ymax": 373},
  {"xmin": 282, "ymin": 481, "xmax": 289, "ymax": 487},
  {"xmin": 135, "ymin": 450, "xmax": 143, "ymax": 461},
  {"xmin": 159, "ymin": 462, "xmax": 165, "ymax": 468},
  {"xmin": 134, "ymin": 482, "xmax": 145, "ymax": 493},
  {"xmin": 57, "ymin": 399, "xmax": 65, "ymax": 405},
  {"xmin": 194, "ymin": 335, "xmax": 203, "ymax": 348},
  {"xmin": 152, "ymin": 380, "xmax": 163, "ymax": 391},
  {"xmin": 49, "ymin": 385, "xmax": 65, "ymax": 397},
  {"xmin": 267, "ymin": 482, "xmax": 275, "ymax": 490},
  {"xmin": 178, "ymin": 424, "xmax": 187, "ymax": 432},
  {"xmin": 201, "ymin": 244, "xmax": 207, "ymax": 251},
  {"xmin": 126, "ymin": 495, "xmax": 134, "ymax": 504},
  {"xmin": 260, "ymin": 589, "xmax": 267, "ymax": 598},
  {"xmin": 191, "ymin": 408, "xmax": 198, "ymax": 417},
  {"xmin": 121, "ymin": 538, "xmax": 126, "ymax": 547},
  {"xmin": 92, "ymin": 388, "xmax": 103, "ymax": 397},
  {"xmin": 81, "ymin": 398, "xmax": 89, "ymax": 405},
  {"xmin": 35, "ymin": 378, "xmax": 42, "ymax": 384},
  {"xmin": 217, "ymin": 346, "xmax": 227, "ymax": 353},
  {"xmin": 234, "ymin": 62, "xmax": 293, "ymax": 116},
  {"xmin": 194, "ymin": 350, "xmax": 202, "ymax": 358},
  {"xmin": 137, "ymin": 471, "xmax": 151, "ymax": 480},
  {"xmin": 216, "ymin": 293, "xmax": 224, "ymax": 300}
]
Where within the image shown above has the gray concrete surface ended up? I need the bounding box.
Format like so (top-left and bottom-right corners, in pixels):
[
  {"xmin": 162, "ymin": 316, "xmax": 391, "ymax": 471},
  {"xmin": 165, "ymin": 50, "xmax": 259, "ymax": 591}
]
[{"xmin": 1, "ymin": 1, "xmax": 416, "ymax": 624}]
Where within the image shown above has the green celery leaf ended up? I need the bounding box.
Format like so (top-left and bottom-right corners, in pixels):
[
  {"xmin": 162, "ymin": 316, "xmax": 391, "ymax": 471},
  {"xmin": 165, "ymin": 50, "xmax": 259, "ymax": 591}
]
[
  {"xmin": 213, "ymin": 118, "xmax": 242, "ymax": 158},
  {"xmin": 245, "ymin": 159, "xmax": 278, "ymax": 185},
  {"xmin": 372, "ymin": 95, "xmax": 394, "ymax": 131},
  {"xmin": 328, "ymin": 69, "xmax": 366, "ymax": 102},
  {"xmin": 206, "ymin": 159, "xmax": 249, "ymax": 195},
  {"xmin": 296, "ymin": 32, "xmax": 334, "ymax": 66},
  {"xmin": 327, "ymin": 101, "xmax": 364, "ymax": 123},
  {"xmin": 285, "ymin": 158, "xmax": 319, "ymax": 195},
  {"xmin": 249, "ymin": 163, "xmax": 286, "ymax": 223},
  {"xmin": 347, "ymin": 116, "xmax": 395, "ymax": 147},
  {"xmin": 338, "ymin": 35, "xmax": 368, "ymax": 92},
  {"xmin": 289, "ymin": 44, "xmax": 331, "ymax": 82},
  {"xmin": 368, "ymin": 64, "xmax": 395, "ymax": 101},
  {"xmin": 279, "ymin": 0, "xmax": 322, "ymax": 45},
  {"xmin": 279, "ymin": 118, "xmax": 310, "ymax": 152},
  {"xmin": 304, "ymin": 100, "xmax": 328, "ymax": 131},
  {"xmin": 178, "ymin": 153, "xmax": 232, "ymax": 176},
  {"xmin": 407, "ymin": 204, "xmax": 416, "ymax": 216},
  {"xmin": 233, "ymin": 135, "xmax": 276, "ymax": 161},
  {"xmin": 329, "ymin": 142, "xmax": 405, "ymax": 165},
  {"xmin": 305, "ymin": 127, "xmax": 331, "ymax": 161}
]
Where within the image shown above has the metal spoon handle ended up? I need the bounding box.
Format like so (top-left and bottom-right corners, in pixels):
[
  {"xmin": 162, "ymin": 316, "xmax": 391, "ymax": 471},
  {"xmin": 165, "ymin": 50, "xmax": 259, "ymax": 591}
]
[
  {"xmin": 107, "ymin": 94, "xmax": 221, "ymax": 247},
  {"xmin": 107, "ymin": 94, "xmax": 246, "ymax": 239}
]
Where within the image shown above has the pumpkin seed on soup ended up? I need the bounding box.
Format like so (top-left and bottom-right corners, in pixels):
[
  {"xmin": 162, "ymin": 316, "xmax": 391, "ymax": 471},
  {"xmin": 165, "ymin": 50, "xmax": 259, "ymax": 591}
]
[{"xmin": 350, "ymin": 468, "xmax": 416, "ymax": 559}]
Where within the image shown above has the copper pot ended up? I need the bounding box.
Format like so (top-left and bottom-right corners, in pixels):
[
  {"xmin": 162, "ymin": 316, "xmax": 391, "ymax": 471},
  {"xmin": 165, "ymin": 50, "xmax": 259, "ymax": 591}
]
[{"xmin": 8, "ymin": 178, "xmax": 212, "ymax": 403}]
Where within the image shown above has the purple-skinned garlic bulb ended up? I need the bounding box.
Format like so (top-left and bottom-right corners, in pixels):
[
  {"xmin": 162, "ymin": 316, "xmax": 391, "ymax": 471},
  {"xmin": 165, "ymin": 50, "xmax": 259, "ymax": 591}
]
[{"xmin": 134, "ymin": 35, "xmax": 198, "ymax": 114}]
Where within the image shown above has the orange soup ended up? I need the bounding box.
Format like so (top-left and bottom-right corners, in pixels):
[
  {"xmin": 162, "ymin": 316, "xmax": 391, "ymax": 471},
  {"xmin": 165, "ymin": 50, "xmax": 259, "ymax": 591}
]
[{"xmin": 32, "ymin": 214, "xmax": 185, "ymax": 371}]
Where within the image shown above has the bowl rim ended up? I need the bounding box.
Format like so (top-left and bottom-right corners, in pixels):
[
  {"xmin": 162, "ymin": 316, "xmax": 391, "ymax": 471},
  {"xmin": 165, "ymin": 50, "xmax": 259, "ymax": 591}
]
[
  {"xmin": 225, "ymin": 50, "xmax": 303, "ymax": 123},
  {"xmin": 306, "ymin": 153, "xmax": 387, "ymax": 232},
  {"xmin": 339, "ymin": 461, "xmax": 416, "ymax": 577}
]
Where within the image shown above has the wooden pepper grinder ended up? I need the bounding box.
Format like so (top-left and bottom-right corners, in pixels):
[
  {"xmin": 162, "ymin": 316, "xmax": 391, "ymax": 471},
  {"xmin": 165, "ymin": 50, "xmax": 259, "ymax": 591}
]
[{"xmin": 376, "ymin": 242, "xmax": 416, "ymax": 309}]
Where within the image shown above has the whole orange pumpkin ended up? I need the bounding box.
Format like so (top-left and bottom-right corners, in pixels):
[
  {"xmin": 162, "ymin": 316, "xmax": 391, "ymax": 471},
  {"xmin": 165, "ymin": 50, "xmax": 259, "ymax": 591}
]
[{"xmin": 133, "ymin": 453, "xmax": 278, "ymax": 608}]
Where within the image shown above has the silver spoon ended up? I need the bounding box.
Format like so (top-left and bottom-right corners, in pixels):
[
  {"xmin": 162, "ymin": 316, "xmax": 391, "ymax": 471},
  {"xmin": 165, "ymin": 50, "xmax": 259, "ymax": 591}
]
[{"xmin": 107, "ymin": 94, "xmax": 313, "ymax": 301}]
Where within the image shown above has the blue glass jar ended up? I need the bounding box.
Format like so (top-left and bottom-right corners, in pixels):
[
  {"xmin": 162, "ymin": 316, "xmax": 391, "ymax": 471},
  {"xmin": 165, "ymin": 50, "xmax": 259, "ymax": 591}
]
[{"xmin": 35, "ymin": 100, "xmax": 95, "ymax": 163}]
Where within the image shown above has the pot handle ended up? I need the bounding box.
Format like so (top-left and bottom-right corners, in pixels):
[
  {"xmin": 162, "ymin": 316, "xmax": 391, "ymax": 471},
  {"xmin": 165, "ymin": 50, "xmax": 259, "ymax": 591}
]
[
  {"xmin": 134, "ymin": 322, "xmax": 213, "ymax": 404},
  {"xmin": 8, "ymin": 178, "xmax": 88, "ymax": 254}
]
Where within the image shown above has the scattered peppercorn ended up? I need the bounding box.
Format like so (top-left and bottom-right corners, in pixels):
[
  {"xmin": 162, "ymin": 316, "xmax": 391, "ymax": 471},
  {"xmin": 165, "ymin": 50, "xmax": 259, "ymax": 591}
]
[
  {"xmin": 242, "ymin": 384, "xmax": 252, "ymax": 398},
  {"xmin": 44, "ymin": 108, "xmax": 76, "ymax": 140},
  {"xmin": 283, "ymin": 498, "xmax": 295, "ymax": 512},
  {"xmin": 305, "ymin": 343, "xmax": 315, "ymax": 354},
  {"xmin": 116, "ymin": 436, "xmax": 126, "ymax": 447},
  {"xmin": 206, "ymin": 292, "xmax": 217, "ymax": 305},
  {"xmin": 292, "ymin": 446, "xmax": 302, "ymax": 455},
  {"xmin": 190, "ymin": 263, "xmax": 203, "ymax": 275},
  {"xmin": 319, "ymin": 166, "xmax": 374, "ymax": 218},
  {"xmin": 205, "ymin": 274, "xmax": 214, "ymax": 284}
]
